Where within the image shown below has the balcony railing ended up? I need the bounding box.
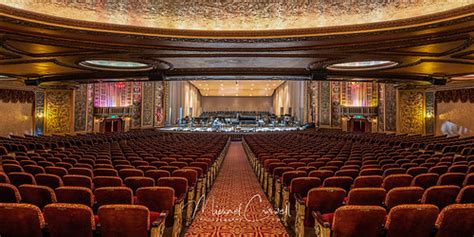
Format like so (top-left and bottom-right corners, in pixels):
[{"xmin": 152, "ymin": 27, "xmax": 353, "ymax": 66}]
[
  {"xmin": 94, "ymin": 107, "xmax": 132, "ymax": 117},
  {"xmin": 340, "ymin": 106, "xmax": 378, "ymax": 116}
]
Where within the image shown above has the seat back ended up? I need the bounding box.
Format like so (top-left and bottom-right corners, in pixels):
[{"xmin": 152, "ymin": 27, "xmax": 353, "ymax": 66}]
[
  {"xmin": 63, "ymin": 175, "xmax": 93, "ymax": 189},
  {"xmin": 172, "ymin": 169, "xmax": 198, "ymax": 187},
  {"xmin": 45, "ymin": 167, "xmax": 68, "ymax": 178},
  {"xmin": 352, "ymin": 175, "xmax": 383, "ymax": 188},
  {"xmin": 435, "ymin": 204, "xmax": 474, "ymax": 237},
  {"xmin": 347, "ymin": 188, "xmax": 386, "ymax": 206},
  {"xmin": 0, "ymin": 203, "xmax": 45, "ymax": 237},
  {"xmin": 281, "ymin": 170, "xmax": 307, "ymax": 187},
  {"xmin": 0, "ymin": 183, "xmax": 21, "ymax": 203},
  {"xmin": 35, "ymin": 174, "xmax": 63, "ymax": 189},
  {"xmin": 95, "ymin": 187, "xmax": 133, "ymax": 207},
  {"xmin": 411, "ymin": 173, "xmax": 439, "ymax": 190},
  {"xmin": 332, "ymin": 205, "xmax": 386, "ymax": 237},
  {"xmin": 157, "ymin": 177, "xmax": 188, "ymax": 198},
  {"xmin": 93, "ymin": 176, "xmax": 123, "ymax": 189},
  {"xmin": 19, "ymin": 184, "xmax": 57, "ymax": 209},
  {"xmin": 463, "ymin": 173, "xmax": 474, "ymax": 186},
  {"xmin": 305, "ymin": 187, "xmax": 346, "ymax": 227},
  {"xmin": 145, "ymin": 170, "xmax": 171, "ymax": 182},
  {"xmin": 290, "ymin": 177, "xmax": 322, "ymax": 198},
  {"xmin": 136, "ymin": 186, "xmax": 175, "ymax": 227},
  {"xmin": 385, "ymin": 187, "xmax": 424, "ymax": 210},
  {"xmin": 437, "ymin": 172, "xmax": 465, "ymax": 186},
  {"xmin": 8, "ymin": 172, "xmax": 36, "ymax": 186},
  {"xmin": 68, "ymin": 167, "xmax": 93, "ymax": 178},
  {"xmin": 55, "ymin": 187, "xmax": 94, "ymax": 207},
  {"xmin": 98, "ymin": 205, "xmax": 150, "ymax": 237},
  {"xmin": 93, "ymin": 168, "xmax": 118, "ymax": 177},
  {"xmin": 308, "ymin": 170, "xmax": 334, "ymax": 181},
  {"xmin": 382, "ymin": 174, "xmax": 413, "ymax": 191},
  {"xmin": 456, "ymin": 185, "xmax": 474, "ymax": 204},
  {"xmin": 0, "ymin": 172, "xmax": 10, "ymax": 183},
  {"xmin": 323, "ymin": 176, "xmax": 353, "ymax": 192},
  {"xmin": 385, "ymin": 204, "xmax": 439, "ymax": 237},
  {"xmin": 119, "ymin": 169, "xmax": 144, "ymax": 180},
  {"xmin": 124, "ymin": 177, "xmax": 155, "ymax": 194},
  {"xmin": 44, "ymin": 203, "xmax": 95, "ymax": 237},
  {"xmin": 422, "ymin": 185, "xmax": 460, "ymax": 209}
]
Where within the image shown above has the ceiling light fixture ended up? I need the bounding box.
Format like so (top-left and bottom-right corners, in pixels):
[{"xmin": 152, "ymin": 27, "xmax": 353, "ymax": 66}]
[
  {"xmin": 78, "ymin": 59, "xmax": 153, "ymax": 71},
  {"xmin": 326, "ymin": 60, "xmax": 398, "ymax": 71}
]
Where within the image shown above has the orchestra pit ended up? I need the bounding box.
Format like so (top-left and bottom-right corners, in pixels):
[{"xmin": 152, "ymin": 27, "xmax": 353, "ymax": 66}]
[{"xmin": 0, "ymin": 1, "xmax": 473, "ymax": 237}]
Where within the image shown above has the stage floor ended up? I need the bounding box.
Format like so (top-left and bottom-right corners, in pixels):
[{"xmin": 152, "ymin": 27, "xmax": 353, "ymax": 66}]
[{"xmin": 160, "ymin": 126, "xmax": 303, "ymax": 133}]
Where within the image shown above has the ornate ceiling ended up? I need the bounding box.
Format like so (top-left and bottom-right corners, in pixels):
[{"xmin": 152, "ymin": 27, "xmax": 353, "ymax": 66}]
[
  {"xmin": 3, "ymin": 0, "xmax": 472, "ymax": 30},
  {"xmin": 190, "ymin": 80, "xmax": 284, "ymax": 97},
  {"xmin": 0, "ymin": 3, "xmax": 473, "ymax": 87}
]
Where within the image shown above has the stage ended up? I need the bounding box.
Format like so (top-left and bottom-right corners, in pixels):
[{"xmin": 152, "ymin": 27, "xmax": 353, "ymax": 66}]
[{"xmin": 159, "ymin": 125, "xmax": 305, "ymax": 133}]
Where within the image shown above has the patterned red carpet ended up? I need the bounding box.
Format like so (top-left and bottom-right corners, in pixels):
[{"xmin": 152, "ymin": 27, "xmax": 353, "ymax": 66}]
[{"xmin": 185, "ymin": 142, "xmax": 289, "ymax": 237}]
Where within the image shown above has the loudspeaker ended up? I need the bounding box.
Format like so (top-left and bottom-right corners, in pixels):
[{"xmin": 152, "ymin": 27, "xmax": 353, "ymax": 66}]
[
  {"xmin": 430, "ymin": 77, "xmax": 447, "ymax": 85},
  {"xmin": 311, "ymin": 72, "xmax": 327, "ymax": 81},
  {"xmin": 148, "ymin": 71, "xmax": 165, "ymax": 81},
  {"xmin": 24, "ymin": 79, "xmax": 40, "ymax": 86}
]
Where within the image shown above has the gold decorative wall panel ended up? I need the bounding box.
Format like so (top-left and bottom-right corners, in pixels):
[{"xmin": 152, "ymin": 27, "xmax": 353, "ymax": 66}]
[
  {"xmin": 45, "ymin": 90, "xmax": 73, "ymax": 134},
  {"xmin": 398, "ymin": 90, "xmax": 424, "ymax": 135}
]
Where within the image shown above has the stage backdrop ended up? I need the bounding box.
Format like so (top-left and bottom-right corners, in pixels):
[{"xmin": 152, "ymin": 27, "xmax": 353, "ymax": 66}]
[
  {"xmin": 202, "ymin": 96, "xmax": 272, "ymax": 112},
  {"xmin": 0, "ymin": 101, "xmax": 34, "ymax": 136}
]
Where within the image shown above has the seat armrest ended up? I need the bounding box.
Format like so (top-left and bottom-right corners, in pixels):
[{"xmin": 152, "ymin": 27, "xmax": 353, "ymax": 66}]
[
  {"xmin": 312, "ymin": 211, "xmax": 331, "ymax": 228},
  {"xmin": 175, "ymin": 194, "xmax": 186, "ymax": 204},
  {"xmin": 295, "ymin": 193, "xmax": 305, "ymax": 205},
  {"xmin": 151, "ymin": 213, "xmax": 167, "ymax": 227}
]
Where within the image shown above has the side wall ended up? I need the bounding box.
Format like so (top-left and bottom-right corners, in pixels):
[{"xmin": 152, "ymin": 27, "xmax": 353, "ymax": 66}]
[{"xmin": 0, "ymin": 101, "xmax": 34, "ymax": 137}]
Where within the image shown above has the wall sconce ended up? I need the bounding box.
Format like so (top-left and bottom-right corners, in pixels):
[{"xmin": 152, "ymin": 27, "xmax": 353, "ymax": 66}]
[{"xmin": 36, "ymin": 111, "xmax": 44, "ymax": 118}]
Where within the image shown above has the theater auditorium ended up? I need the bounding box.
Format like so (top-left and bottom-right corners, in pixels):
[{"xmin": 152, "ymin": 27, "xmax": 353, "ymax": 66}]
[{"xmin": 0, "ymin": 1, "xmax": 473, "ymax": 237}]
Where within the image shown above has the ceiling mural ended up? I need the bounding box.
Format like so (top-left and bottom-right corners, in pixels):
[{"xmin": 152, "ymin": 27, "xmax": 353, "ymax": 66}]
[
  {"xmin": 3, "ymin": 1, "xmax": 472, "ymax": 30},
  {"xmin": 0, "ymin": 2, "xmax": 472, "ymax": 86}
]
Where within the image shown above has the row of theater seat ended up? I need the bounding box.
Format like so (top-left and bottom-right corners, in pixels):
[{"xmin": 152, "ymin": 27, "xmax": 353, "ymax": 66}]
[
  {"xmin": 0, "ymin": 131, "xmax": 231, "ymax": 237},
  {"xmin": 243, "ymin": 131, "xmax": 473, "ymax": 237}
]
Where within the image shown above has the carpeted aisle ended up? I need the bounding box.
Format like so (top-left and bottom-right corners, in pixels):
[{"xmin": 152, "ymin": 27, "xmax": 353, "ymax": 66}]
[{"xmin": 185, "ymin": 142, "xmax": 289, "ymax": 237}]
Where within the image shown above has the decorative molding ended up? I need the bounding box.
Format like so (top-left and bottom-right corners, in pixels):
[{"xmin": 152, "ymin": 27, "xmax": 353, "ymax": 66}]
[
  {"xmin": 330, "ymin": 81, "xmax": 341, "ymax": 128},
  {"xmin": 44, "ymin": 90, "xmax": 73, "ymax": 134},
  {"xmin": 385, "ymin": 84, "xmax": 397, "ymax": 132},
  {"xmin": 34, "ymin": 91, "xmax": 44, "ymax": 135},
  {"xmin": 0, "ymin": 88, "xmax": 34, "ymax": 103},
  {"xmin": 73, "ymin": 84, "xmax": 87, "ymax": 132},
  {"xmin": 86, "ymin": 84, "xmax": 94, "ymax": 132},
  {"xmin": 425, "ymin": 91, "xmax": 435, "ymax": 135},
  {"xmin": 378, "ymin": 84, "xmax": 385, "ymax": 132},
  {"xmin": 131, "ymin": 82, "xmax": 142, "ymax": 128},
  {"xmin": 141, "ymin": 81, "xmax": 154, "ymax": 127},
  {"xmin": 435, "ymin": 88, "xmax": 474, "ymax": 103},
  {"xmin": 154, "ymin": 81, "xmax": 165, "ymax": 127},
  {"xmin": 319, "ymin": 81, "xmax": 331, "ymax": 126},
  {"xmin": 399, "ymin": 90, "xmax": 424, "ymax": 135}
]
